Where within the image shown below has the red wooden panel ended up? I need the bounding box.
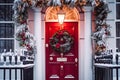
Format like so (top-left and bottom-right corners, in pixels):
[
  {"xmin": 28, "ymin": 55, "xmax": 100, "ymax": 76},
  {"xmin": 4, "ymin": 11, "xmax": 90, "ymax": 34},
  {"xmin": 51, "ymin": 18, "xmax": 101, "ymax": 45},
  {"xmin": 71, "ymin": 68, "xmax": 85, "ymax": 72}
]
[{"xmin": 45, "ymin": 22, "xmax": 78, "ymax": 80}]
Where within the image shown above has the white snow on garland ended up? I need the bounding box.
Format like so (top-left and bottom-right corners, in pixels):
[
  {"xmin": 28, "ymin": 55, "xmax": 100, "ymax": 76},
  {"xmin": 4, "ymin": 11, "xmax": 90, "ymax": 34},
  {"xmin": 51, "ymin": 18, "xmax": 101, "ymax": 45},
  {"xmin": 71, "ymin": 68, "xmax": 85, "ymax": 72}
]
[
  {"xmin": 13, "ymin": 0, "xmax": 36, "ymax": 54},
  {"xmin": 92, "ymin": 0, "xmax": 111, "ymax": 55},
  {"xmin": 13, "ymin": 0, "xmax": 111, "ymax": 55}
]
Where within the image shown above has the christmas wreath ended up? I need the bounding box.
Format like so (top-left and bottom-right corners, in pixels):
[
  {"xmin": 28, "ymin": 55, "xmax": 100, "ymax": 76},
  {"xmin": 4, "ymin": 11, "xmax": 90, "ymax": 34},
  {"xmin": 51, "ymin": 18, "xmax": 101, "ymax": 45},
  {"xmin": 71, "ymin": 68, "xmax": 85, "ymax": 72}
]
[{"xmin": 49, "ymin": 30, "xmax": 74, "ymax": 53}]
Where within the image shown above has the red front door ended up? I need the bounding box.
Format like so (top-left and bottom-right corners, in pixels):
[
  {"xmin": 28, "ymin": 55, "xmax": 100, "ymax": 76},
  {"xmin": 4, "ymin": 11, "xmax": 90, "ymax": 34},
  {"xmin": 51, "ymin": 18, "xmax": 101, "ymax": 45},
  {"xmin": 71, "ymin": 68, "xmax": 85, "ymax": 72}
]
[{"xmin": 45, "ymin": 22, "xmax": 78, "ymax": 80}]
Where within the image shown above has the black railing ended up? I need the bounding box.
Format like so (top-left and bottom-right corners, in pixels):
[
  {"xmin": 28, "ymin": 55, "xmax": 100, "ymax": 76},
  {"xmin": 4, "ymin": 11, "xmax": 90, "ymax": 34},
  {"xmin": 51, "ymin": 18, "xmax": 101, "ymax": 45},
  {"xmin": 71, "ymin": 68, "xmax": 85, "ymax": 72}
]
[
  {"xmin": 95, "ymin": 54, "xmax": 113, "ymax": 64},
  {"xmin": 0, "ymin": 64, "xmax": 34, "ymax": 80},
  {"xmin": 0, "ymin": 55, "xmax": 34, "ymax": 80},
  {"xmin": 94, "ymin": 54, "xmax": 113, "ymax": 80},
  {"xmin": 94, "ymin": 54, "xmax": 120, "ymax": 80}
]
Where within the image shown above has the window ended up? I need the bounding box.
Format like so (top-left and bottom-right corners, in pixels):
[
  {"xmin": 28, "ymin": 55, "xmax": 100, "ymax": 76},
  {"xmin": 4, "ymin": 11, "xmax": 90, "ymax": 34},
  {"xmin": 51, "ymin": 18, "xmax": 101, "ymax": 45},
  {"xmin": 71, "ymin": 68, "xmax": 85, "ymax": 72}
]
[
  {"xmin": 0, "ymin": 0, "xmax": 15, "ymax": 52},
  {"xmin": 0, "ymin": 0, "xmax": 13, "ymax": 3},
  {"xmin": 116, "ymin": 0, "xmax": 120, "ymax": 51},
  {"xmin": 116, "ymin": 22, "xmax": 120, "ymax": 50},
  {"xmin": 0, "ymin": 23, "xmax": 14, "ymax": 38},
  {"xmin": 116, "ymin": 4, "xmax": 120, "ymax": 19},
  {"xmin": 0, "ymin": 5, "xmax": 13, "ymax": 21},
  {"xmin": 116, "ymin": 0, "xmax": 120, "ymax": 2}
]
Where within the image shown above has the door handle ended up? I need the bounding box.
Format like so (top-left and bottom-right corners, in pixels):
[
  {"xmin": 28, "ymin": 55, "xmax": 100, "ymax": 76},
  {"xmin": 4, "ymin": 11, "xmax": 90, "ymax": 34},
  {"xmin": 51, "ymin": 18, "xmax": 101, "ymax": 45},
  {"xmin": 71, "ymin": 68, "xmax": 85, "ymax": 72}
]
[
  {"xmin": 75, "ymin": 58, "xmax": 78, "ymax": 63},
  {"xmin": 46, "ymin": 44, "xmax": 48, "ymax": 47}
]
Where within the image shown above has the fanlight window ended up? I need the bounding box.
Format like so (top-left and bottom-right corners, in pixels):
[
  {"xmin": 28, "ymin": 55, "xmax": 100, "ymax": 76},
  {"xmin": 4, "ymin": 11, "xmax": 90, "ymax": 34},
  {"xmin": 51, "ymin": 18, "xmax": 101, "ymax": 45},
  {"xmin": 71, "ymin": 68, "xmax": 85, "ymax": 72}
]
[{"xmin": 45, "ymin": 6, "xmax": 79, "ymax": 21}]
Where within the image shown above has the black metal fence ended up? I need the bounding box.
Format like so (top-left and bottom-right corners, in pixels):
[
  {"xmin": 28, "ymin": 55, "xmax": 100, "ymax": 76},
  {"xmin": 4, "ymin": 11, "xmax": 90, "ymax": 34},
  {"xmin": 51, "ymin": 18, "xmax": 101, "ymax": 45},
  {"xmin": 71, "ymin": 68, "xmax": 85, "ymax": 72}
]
[{"xmin": 94, "ymin": 54, "xmax": 113, "ymax": 80}]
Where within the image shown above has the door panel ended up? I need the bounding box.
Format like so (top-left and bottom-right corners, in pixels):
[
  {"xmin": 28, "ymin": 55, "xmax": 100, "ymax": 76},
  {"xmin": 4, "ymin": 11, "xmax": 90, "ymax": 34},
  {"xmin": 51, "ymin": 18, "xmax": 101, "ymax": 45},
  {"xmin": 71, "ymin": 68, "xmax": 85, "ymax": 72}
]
[{"xmin": 45, "ymin": 22, "xmax": 78, "ymax": 80}]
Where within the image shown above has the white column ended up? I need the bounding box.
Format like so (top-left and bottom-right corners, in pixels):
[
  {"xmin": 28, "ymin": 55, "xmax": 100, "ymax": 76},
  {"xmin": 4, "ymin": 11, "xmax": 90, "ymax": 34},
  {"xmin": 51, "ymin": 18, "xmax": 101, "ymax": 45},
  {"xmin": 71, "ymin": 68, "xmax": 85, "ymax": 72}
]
[
  {"xmin": 84, "ymin": 6, "xmax": 92, "ymax": 80},
  {"xmin": 33, "ymin": 8, "xmax": 43, "ymax": 80}
]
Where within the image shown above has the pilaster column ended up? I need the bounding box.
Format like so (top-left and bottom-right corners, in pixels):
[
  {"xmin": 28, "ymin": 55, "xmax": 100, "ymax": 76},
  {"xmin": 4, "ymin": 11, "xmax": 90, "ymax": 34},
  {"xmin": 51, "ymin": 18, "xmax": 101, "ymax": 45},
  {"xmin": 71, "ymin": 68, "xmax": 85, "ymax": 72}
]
[
  {"xmin": 84, "ymin": 6, "xmax": 92, "ymax": 80},
  {"xmin": 33, "ymin": 8, "xmax": 43, "ymax": 80}
]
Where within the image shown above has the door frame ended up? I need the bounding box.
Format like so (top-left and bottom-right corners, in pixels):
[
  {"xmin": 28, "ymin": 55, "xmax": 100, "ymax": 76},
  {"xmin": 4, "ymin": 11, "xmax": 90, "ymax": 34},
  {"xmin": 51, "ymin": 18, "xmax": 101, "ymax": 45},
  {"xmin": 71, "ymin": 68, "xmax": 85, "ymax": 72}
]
[{"xmin": 43, "ymin": 6, "xmax": 82, "ymax": 80}]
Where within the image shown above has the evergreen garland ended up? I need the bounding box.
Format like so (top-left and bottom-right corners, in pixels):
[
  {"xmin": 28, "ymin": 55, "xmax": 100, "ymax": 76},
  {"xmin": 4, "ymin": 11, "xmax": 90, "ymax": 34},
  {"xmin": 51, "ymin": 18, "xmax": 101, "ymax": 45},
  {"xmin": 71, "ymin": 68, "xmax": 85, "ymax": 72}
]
[
  {"xmin": 92, "ymin": 0, "xmax": 111, "ymax": 55},
  {"xmin": 13, "ymin": 0, "xmax": 111, "ymax": 55}
]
